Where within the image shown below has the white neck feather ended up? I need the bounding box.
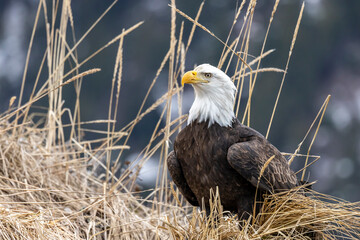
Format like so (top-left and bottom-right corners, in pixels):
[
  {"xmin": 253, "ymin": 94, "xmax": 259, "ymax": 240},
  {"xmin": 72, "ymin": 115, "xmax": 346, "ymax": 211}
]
[{"xmin": 188, "ymin": 84, "xmax": 235, "ymax": 127}]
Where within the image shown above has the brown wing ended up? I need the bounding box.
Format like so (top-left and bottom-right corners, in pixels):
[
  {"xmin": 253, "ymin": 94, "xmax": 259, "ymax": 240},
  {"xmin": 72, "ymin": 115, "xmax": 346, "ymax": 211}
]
[
  {"xmin": 167, "ymin": 151, "xmax": 199, "ymax": 206},
  {"xmin": 227, "ymin": 137, "xmax": 298, "ymax": 193}
]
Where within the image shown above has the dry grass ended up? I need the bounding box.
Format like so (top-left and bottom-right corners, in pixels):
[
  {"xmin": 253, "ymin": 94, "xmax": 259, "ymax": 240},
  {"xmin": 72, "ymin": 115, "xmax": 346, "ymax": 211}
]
[
  {"xmin": 0, "ymin": 0, "xmax": 359, "ymax": 239},
  {"xmin": 165, "ymin": 187, "xmax": 360, "ymax": 239}
]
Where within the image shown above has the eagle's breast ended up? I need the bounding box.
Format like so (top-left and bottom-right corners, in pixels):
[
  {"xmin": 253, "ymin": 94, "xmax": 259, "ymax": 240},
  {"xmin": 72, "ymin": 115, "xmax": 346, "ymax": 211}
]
[{"xmin": 174, "ymin": 119, "xmax": 257, "ymax": 211}]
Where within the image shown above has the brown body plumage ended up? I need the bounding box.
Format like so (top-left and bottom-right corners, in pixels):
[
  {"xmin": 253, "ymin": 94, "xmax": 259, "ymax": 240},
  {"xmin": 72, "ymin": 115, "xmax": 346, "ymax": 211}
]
[
  {"xmin": 167, "ymin": 64, "xmax": 299, "ymax": 218},
  {"xmin": 168, "ymin": 119, "xmax": 298, "ymax": 217}
]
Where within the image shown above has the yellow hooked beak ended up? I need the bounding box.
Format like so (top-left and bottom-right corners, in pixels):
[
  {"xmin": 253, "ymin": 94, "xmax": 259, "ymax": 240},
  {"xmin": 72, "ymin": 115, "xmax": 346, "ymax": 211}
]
[{"xmin": 181, "ymin": 71, "xmax": 209, "ymax": 86}]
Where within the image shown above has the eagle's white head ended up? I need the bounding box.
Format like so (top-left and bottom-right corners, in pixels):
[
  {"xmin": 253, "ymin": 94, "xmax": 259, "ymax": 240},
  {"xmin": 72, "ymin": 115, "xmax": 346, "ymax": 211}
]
[{"xmin": 182, "ymin": 63, "xmax": 236, "ymax": 127}]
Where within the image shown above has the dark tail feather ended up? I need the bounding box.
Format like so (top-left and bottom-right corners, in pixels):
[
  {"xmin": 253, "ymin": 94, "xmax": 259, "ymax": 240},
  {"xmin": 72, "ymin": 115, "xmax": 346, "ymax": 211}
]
[
  {"xmin": 299, "ymin": 180, "xmax": 314, "ymax": 189},
  {"xmin": 298, "ymin": 180, "xmax": 317, "ymax": 194}
]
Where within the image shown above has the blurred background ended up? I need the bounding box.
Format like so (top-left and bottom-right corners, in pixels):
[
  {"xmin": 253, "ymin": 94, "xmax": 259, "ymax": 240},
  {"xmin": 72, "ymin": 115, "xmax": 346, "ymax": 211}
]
[{"xmin": 0, "ymin": 0, "xmax": 359, "ymax": 201}]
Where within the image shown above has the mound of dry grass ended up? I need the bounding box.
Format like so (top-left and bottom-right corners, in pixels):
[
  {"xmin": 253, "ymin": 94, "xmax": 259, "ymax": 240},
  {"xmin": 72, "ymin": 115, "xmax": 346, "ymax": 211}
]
[
  {"xmin": 165, "ymin": 187, "xmax": 360, "ymax": 239},
  {"xmin": 0, "ymin": 0, "xmax": 359, "ymax": 239},
  {"xmin": 0, "ymin": 119, "xmax": 171, "ymax": 239}
]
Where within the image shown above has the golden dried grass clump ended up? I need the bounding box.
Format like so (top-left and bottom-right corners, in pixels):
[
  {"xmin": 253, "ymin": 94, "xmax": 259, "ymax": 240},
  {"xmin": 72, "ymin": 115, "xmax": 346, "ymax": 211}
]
[
  {"xmin": 165, "ymin": 187, "xmax": 360, "ymax": 239},
  {"xmin": 0, "ymin": 0, "xmax": 360, "ymax": 239},
  {"xmin": 0, "ymin": 119, "xmax": 172, "ymax": 239}
]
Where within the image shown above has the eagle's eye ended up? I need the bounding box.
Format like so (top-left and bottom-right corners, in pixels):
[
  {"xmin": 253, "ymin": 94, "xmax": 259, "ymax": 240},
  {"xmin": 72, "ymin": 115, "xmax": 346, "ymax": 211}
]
[{"xmin": 204, "ymin": 73, "xmax": 212, "ymax": 78}]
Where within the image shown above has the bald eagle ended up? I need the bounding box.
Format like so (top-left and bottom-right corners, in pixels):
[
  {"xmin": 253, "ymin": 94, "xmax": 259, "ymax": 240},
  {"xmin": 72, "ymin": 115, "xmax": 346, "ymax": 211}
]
[{"xmin": 167, "ymin": 64, "xmax": 299, "ymax": 218}]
